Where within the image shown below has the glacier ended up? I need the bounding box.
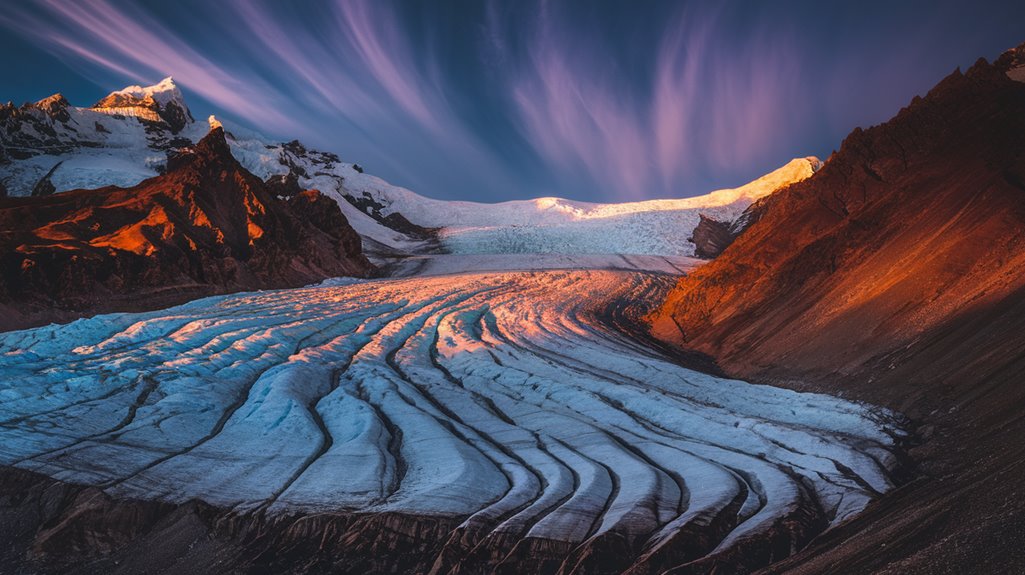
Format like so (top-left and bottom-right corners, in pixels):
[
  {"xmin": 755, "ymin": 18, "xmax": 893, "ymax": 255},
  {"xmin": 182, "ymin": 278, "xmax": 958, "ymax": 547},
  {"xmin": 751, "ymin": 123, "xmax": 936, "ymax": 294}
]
[
  {"xmin": 0, "ymin": 269, "xmax": 905, "ymax": 570},
  {"xmin": 0, "ymin": 78, "xmax": 905, "ymax": 570}
]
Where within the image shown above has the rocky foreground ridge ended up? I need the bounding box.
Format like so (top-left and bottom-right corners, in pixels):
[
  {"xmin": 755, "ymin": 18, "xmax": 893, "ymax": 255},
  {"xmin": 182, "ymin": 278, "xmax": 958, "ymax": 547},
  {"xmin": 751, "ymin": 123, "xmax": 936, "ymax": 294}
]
[{"xmin": 650, "ymin": 43, "xmax": 1025, "ymax": 574}]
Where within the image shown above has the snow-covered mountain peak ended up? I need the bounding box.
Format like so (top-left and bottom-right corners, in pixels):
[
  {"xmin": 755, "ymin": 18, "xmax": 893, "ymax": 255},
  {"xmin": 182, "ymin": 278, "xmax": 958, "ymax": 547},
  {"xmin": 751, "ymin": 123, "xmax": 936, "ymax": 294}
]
[
  {"xmin": 698, "ymin": 156, "xmax": 822, "ymax": 206},
  {"xmin": 92, "ymin": 76, "xmax": 193, "ymax": 132},
  {"xmin": 34, "ymin": 92, "xmax": 69, "ymax": 109},
  {"xmin": 998, "ymin": 41, "xmax": 1025, "ymax": 82},
  {"xmin": 106, "ymin": 76, "xmax": 183, "ymax": 108},
  {"xmin": 30, "ymin": 93, "xmax": 72, "ymax": 122}
]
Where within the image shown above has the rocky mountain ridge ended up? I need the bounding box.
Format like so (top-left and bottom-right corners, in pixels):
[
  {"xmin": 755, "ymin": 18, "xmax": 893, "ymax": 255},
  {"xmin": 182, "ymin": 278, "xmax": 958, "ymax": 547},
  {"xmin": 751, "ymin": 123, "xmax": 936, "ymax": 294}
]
[
  {"xmin": 649, "ymin": 42, "xmax": 1025, "ymax": 574},
  {"xmin": 0, "ymin": 127, "xmax": 373, "ymax": 331},
  {"xmin": 0, "ymin": 80, "xmax": 439, "ymax": 256},
  {"xmin": 91, "ymin": 76, "xmax": 194, "ymax": 133},
  {"xmin": 1, "ymin": 78, "xmax": 819, "ymax": 263}
]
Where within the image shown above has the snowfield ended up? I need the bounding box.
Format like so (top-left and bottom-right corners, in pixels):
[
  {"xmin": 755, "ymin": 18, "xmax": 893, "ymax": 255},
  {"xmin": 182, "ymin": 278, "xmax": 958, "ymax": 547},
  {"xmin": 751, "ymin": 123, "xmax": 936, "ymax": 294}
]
[
  {"xmin": 228, "ymin": 124, "xmax": 819, "ymax": 261},
  {"xmin": 0, "ymin": 270, "xmax": 904, "ymax": 568},
  {"xmin": 380, "ymin": 253, "xmax": 703, "ymax": 276},
  {"xmin": 332, "ymin": 155, "xmax": 820, "ymax": 257}
]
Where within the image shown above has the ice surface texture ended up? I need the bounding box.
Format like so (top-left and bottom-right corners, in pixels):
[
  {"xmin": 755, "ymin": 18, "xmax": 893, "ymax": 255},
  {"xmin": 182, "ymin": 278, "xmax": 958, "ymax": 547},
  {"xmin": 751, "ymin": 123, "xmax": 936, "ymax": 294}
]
[{"xmin": 0, "ymin": 270, "xmax": 902, "ymax": 565}]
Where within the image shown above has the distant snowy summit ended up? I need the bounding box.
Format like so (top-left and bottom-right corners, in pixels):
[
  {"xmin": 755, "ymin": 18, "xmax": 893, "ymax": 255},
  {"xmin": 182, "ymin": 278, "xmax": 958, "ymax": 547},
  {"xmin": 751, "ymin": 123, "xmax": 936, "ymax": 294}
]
[
  {"xmin": 0, "ymin": 76, "xmax": 193, "ymax": 161},
  {"xmin": 0, "ymin": 78, "xmax": 206, "ymax": 198},
  {"xmin": 91, "ymin": 76, "xmax": 193, "ymax": 132},
  {"xmin": 1, "ymin": 77, "xmax": 819, "ymax": 262}
]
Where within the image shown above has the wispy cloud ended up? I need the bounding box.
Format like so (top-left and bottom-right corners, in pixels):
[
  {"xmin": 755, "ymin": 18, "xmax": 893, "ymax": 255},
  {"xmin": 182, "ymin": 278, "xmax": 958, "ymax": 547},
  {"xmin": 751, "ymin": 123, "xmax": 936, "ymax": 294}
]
[
  {"xmin": 332, "ymin": 1, "xmax": 438, "ymax": 129},
  {"xmin": 1, "ymin": 0, "xmax": 508, "ymax": 197},
  {"xmin": 2, "ymin": 0, "xmax": 297, "ymax": 132},
  {"xmin": 500, "ymin": 3, "xmax": 805, "ymax": 199},
  {"xmin": 0, "ymin": 0, "xmax": 813, "ymax": 200},
  {"xmin": 3, "ymin": 1, "xmax": 463, "ymax": 137},
  {"xmin": 228, "ymin": 1, "xmax": 452, "ymax": 135},
  {"xmin": 227, "ymin": 1, "xmax": 508, "ymax": 188},
  {"xmin": 3, "ymin": 0, "xmax": 1009, "ymax": 202}
]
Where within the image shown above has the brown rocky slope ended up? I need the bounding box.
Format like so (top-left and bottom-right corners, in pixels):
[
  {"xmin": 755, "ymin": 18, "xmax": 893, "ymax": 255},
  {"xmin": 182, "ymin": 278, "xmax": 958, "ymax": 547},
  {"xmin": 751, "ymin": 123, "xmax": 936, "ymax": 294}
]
[
  {"xmin": 0, "ymin": 127, "xmax": 373, "ymax": 331},
  {"xmin": 649, "ymin": 47, "xmax": 1025, "ymax": 573}
]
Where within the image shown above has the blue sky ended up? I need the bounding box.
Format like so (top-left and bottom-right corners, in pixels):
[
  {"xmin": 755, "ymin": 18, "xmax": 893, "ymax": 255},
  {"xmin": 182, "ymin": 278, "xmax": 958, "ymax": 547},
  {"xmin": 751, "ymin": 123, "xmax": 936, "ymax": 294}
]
[{"xmin": 2, "ymin": 0, "xmax": 1023, "ymax": 202}]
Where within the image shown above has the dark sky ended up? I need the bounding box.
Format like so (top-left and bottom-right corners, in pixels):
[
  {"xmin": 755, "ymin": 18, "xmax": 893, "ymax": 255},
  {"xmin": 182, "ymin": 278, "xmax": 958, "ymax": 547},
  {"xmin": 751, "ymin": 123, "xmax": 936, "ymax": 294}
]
[{"xmin": 2, "ymin": 1, "xmax": 1023, "ymax": 202}]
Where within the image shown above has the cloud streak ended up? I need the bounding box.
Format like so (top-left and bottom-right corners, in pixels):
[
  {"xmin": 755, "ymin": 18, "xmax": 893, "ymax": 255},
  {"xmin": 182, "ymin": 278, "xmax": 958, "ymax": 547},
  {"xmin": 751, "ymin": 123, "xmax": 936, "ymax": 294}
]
[
  {"xmin": 2, "ymin": 0, "xmax": 508, "ymax": 198},
  {"xmin": 1, "ymin": 0, "xmax": 1020, "ymax": 202},
  {"xmin": 4, "ymin": 0, "xmax": 298, "ymax": 132},
  {"xmin": 502, "ymin": 3, "xmax": 805, "ymax": 199}
]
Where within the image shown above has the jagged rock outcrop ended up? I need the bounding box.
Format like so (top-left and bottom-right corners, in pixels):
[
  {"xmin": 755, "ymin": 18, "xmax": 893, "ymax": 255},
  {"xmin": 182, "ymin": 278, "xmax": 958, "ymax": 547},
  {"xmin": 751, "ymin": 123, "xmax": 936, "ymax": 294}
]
[
  {"xmin": 688, "ymin": 214, "xmax": 734, "ymax": 259},
  {"xmin": 264, "ymin": 172, "xmax": 303, "ymax": 199},
  {"xmin": 998, "ymin": 40, "xmax": 1025, "ymax": 81},
  {"xmin": 0, "ymin": 127, "xmax": 373, "ymax": 331},
  {"xmin": 649, "ymin": 44, "xmax": 1025, "ymax": 574},
  {"xmin": 29, "ymin": 161, "xmax": 61, "ymax": 197},
  {"xmin": 0, "ymin": 94, "xmax": 96, "ymax": 159},
  {"xmin": 689, "ymin": 192, "xmax": 775, "ymax": 259},
  {"xmin": 34, "ymin": 93, "xmax": 72, "ymax": 123},
  {"xmin": 343, "ymin": 190, "xmax": 438, "ymax": 241}
]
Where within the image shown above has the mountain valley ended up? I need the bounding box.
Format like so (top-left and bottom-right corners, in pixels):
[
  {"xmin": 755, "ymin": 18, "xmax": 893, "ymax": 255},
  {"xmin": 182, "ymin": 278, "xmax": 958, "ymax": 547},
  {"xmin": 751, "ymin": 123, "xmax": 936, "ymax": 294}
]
[{"xmin": 1, "ymin": 37, "xmax": 1024, "ymax": 575}]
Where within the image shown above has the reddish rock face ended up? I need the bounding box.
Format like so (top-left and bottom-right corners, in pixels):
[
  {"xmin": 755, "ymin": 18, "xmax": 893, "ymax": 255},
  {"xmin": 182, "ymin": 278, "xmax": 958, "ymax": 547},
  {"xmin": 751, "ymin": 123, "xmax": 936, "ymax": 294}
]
[
  {"xmin": 650, "ymin": 55, "xmax": 1025, "ymax": 384},
  {"xmin": 649, "ymin": 50, "xmax": 1025, "ymax": 573},
  {"xmin": 0, "ymin": 128, "xmax": 374, "ymax": 331},
  {"xmin": 687, "ymin": 214, "xmax": 735, "ymax": 259}
]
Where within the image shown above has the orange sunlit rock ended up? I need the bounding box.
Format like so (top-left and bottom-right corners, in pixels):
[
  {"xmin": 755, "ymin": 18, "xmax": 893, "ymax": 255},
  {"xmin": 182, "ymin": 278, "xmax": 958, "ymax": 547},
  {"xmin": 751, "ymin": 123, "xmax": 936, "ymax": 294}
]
[
  {"xmin": 0, "ymin": 127, "xmax": 374, "ymax": 331},
  {"xmin": 649, "ymin": 57, "xmax": 1025, "ymax": 389}
]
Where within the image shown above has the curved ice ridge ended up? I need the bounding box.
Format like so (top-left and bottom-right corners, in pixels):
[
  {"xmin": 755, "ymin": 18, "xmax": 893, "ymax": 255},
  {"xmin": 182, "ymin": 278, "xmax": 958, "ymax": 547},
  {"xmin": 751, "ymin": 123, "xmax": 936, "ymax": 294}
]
[{"xmin": 0, "ymin": 271, "xmax": 903, "ymax": 568}]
